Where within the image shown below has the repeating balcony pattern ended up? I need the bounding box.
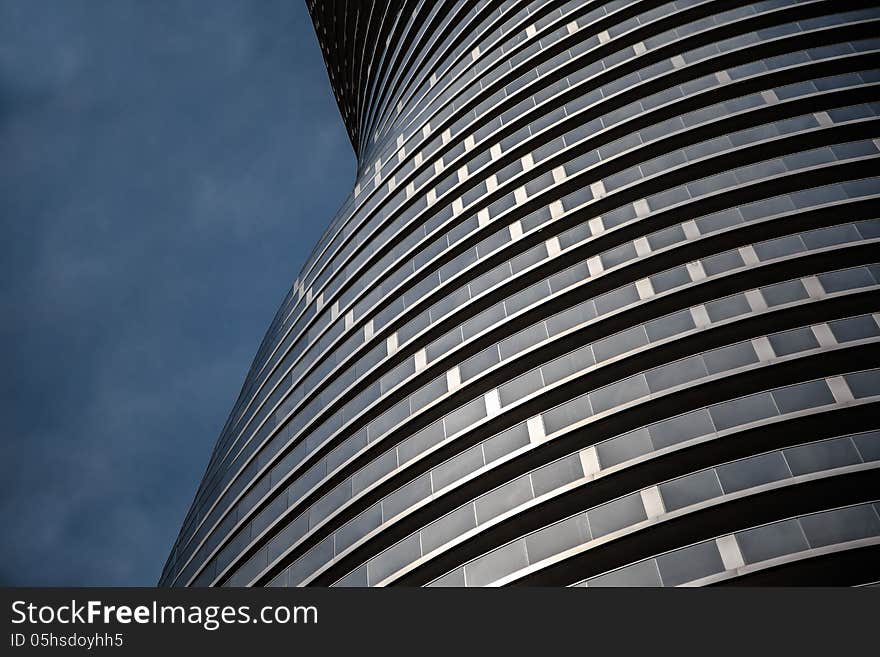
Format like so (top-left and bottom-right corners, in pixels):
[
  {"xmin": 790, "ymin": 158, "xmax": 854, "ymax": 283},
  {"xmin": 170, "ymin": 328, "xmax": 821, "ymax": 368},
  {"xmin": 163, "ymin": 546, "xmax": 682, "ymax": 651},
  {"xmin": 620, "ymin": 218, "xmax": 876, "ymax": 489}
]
[{"xmin": 160, "ymin": 0, "xmax": 880, "ymax": 587}]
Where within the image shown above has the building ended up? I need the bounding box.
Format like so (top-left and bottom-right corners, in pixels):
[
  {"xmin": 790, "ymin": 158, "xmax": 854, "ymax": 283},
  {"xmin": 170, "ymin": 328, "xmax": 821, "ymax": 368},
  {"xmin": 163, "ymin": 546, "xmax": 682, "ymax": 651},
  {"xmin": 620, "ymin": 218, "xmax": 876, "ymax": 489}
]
[{"xmin": 160, "ymin": 0, "xmax": 880, "ymax": 587}]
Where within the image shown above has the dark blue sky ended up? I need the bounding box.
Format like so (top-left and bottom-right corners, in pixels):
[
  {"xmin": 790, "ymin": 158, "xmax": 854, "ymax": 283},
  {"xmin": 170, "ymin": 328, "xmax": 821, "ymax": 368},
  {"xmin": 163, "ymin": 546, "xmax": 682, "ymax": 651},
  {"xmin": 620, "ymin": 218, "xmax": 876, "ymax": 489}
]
[{"xmin": 0, "ymin": 1, "xmax": 354, "ymax": 585}]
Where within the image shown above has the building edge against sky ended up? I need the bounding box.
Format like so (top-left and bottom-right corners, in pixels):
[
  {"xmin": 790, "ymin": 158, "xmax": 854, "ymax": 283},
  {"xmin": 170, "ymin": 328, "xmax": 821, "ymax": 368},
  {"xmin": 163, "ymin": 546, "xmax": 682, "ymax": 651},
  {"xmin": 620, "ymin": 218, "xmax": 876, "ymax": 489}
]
[{"xmin": 160, "ymin": 0, "xmax": 880, "ymax": 587}]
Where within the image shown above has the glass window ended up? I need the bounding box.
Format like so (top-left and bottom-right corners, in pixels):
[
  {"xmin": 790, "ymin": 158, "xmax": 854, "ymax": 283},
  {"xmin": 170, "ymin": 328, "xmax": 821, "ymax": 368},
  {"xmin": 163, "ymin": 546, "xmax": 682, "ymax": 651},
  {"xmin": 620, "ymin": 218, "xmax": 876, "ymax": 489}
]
[
  {"xmin": 799, "ymin": 505, "xmax": 880, "ymax": 548},
  {"xmin": 590, "ymin": 375, "xmax": 650, "ymax": 414},
  {"xmin": 853, "ymin": 431, "xmax": 880, "ymax": 462},
  {"xmin": 327, "ymin": 429, "xmax": 368, "ymax": 472},
  {"xmin": 659, "ymin": 469, "xmax": 723, "ymax": 512},
  {"xmin": 771, "ymin": 380, "xmax": 835, "ymax": 414},
  {"xmin": 397, "ymin": 421, "xmax": 445, "ymax": 466},
  {"xmin": 505, "ymin": 281, "xmax": 552, "ymax": 315},
  {"xmin": 645, "ymin": 309, "xmax": 696, "ymax": 342},
  {"xmin": 284, "ymin": 539, "xmax": 331, "ymax": 587},
  {"xmin": 703, "ymin": 341, "xmax": 759, "ymax": 374},
  {"xmin": 525, "ymin": 514, "xmax": 591, "ymax": 564},
  {"xmin": 642, "ymin": 150, "xmax": 688, "ymax": 179},
  {"xmin": 547, "ymin": 300, "xmax": 597, "ymax": 335},
  {"xmin": 645, "ymin": 356, "xmax": 708, "ymax": 393},
  {"xmin": 559, "ymin": 224, "xmax": 592, "ymax": 249},
  {"xmin": 650, "ymin": 266, "xmax": 691, "ymax": 293},
  {"xmin": 649, "ymin": 409, "xmax": 715, "ymax": 449},
  {"xmin": 499, "ymin": 368, "xmax": 545, "ymax": 406},
  {"xmin": 382, "ymin": 473, "xmax": 432, "ymax": 521},
  {"xmin": 696, "ymin": 207, "xmax": 742, "ymax": 234},
  {"xmin": 335, "ymin": 565, "xmax": 367, "ymax": 587},
  {"xmin": 335, "ymin": 503, "xmax": 382, "ymax": 553},
  {"xmin": 647, "ymin": 224, "xmax": 686, "ymax": 251},
  {"xmin": 736, "ymin": 519, "xmax": 809, "ymax": 564},
  {"xmin": 369, "ymin": 397, "xmax": 411, "ymax": 441},
  {"xmin": 462, "ymin": 303, "xmax": 506, "ymax": 338},
  {"xmin": 352, "ymin": 449, "xmax": 398, "ymax": 495},
  {"xmin": 593, "ymin": 325, "xmax": 649, "ymax": 362},
  {"xmin": 464, "ymin": 539, "xmax": 529, "ymax": 587},
  {"xmin": 444, "ymin": 396, "xmax": 487, "ymax": 436},
  {"xmin": 602, "ymin": 203, "xmax": 637, "ymax": 228},
  {"xmin": 367, "ymin": 533, "xmax": 421, "ymax": 585},
  {"xmin": 741, "ymin": 197, "xmax": 797, "ymax": 224},
  {"xmin": 705, "ymin": 294, "xmax": 751, "ymax": 322},
  {"xmin": 410, "ymin": 375, "xmax": 449, "ymax": 412},
  {"xmin": 768, "ymin": 327, "xmax": 819, "ymax": 357},
  {"xmin": 716, "ymin": 451, "xmax": 791, "ymax": 494},
  {"xmin": 427, "ymin": 327, "xmax": 463, "ymax": 362},
  {"xmin": 500, "ymin": 322, "xmax": 549, "ymax": 360},
  {"xmin": 428, "ymin": 567, "xmax": 465, "ymax": 587},
  {"xmin": 845, "ymin": 370, "xmax": 880, "ymax": 398},
  {"xmin": 856, "ymin": 217, "xmax": 880, "ymax": 238},
  {"xmin": 818, "ymin": 267, "xmax": 875, "ymax": 293},
  {"xmin": 530, "ymin": 454, "xmax": 584, "ymax": 498},
  {"xmin": 761, "ymin": 279, "xmax": 809, "ymax": 307},
  {"xmin": 829, "ymin": 315, "xmax": 880, "ymax": 343},
  {"xmin": 541, "ymin": 345, "xmax": 595, "ymax": 385},
  {"xmin": 421, "ymin": 504, "xmax": 477, "ymax": 554},
  {"xmin": 601, "ymin": 242, "xmax": 638, "ymax": 269},
  {"xmin": 268, "ymin": 512, "xmax": 308, "ymax": 562},
  {"xmin": 252, "ymin": 493, "xmax": 287, "ymax": 537},
  {"xmin": 460, "ymin": 346, "xmax": 501, "ymax": 382},
  {"xmin": 432, "ymin": 444, "xmax": 485, "ymax": 491},
  {"xmin": 589, "ymin": 559, "xmax": 662, "ymax": 587},
  {"xmin": 648, "ymin": 186, "xmax": 690, "ymax": 210},
  {"xmin": 597, "ymin": 428, "xmax": 653, "ymax": 468},
  {"xmin": 510, "ymin": 244, "xmax": 547, "ymax": 275},
  {"xmin": 656, "ymin": 540, "xmax": 725, "ymax": 586},
  {"xmin": 753, "ymin": 234, "xmax": 804, "ymax": 260},
  {"xmin": 595, "ymin": 284, "xmax": 640, "ymax": 316},
  {"xmin": 543, "ymin": 395, "xmax": 592, "ymax": 435},
  {"xmin": 710, "ymin": 392, "xmax": 778, "ymax": 431},
  {"xmin": 483, "ymin": 423, "xmax": 530, "ymax": 462},
  {"xmin": 310, "ymin": 480, "xmax": 352, "ymax": 528},
  {"xmin": 549, "ymin": 263, "xmax": 590, "ymax": 295},
  {"xmin": 802, "ymin": 224, "xmax": 861, "ymax": 249},
  {"xmin": 430, "ymin": 287, "xmax": 471, "ymax": 323},
  {"xmin": 784, "ymin": 437, "xmax": 862, "ymax": 476},
  {"xmin": 474, "ymin": 476, "xmax": 534, "ymax": 524},
  {"xmin": 702, "ymin": 250, "xmax": 745, "ymax": 277},
  {"xmin": 588, "ymin": 493, "xmax": 647, "ymax": 539}
]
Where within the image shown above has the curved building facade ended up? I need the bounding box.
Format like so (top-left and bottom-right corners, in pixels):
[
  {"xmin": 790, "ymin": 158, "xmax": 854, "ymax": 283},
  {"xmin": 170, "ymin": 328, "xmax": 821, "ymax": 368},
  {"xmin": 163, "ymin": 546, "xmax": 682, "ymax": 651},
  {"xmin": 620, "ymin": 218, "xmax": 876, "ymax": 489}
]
[{"xmin": 161, "ymin": 0, "xmax": 880, "ymax": 587}]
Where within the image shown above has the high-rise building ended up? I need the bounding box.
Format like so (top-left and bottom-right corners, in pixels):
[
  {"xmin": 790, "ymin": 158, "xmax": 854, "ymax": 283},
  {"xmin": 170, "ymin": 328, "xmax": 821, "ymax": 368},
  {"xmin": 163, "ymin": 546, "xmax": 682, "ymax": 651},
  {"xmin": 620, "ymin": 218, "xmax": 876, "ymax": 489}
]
[{"xmin": 161, "ymin": 1, "xmax": 880, "ymax": 587}]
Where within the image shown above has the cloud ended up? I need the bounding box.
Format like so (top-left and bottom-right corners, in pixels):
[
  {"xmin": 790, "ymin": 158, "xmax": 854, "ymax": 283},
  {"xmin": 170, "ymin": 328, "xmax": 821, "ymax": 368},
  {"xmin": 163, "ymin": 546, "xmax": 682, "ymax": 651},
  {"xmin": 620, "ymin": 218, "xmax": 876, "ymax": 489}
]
[{"xmin": 0, "ymin": 0, "xmax": 354, "ymax": 585}]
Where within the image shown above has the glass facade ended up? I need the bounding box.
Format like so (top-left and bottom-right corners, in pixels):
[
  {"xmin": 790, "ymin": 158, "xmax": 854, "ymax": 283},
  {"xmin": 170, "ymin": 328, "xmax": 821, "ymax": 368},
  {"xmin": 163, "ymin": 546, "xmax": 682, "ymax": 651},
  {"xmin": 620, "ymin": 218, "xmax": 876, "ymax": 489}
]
[{"xmin": 160, "ymin": 0, "xmax": 880, "ymax": 587}]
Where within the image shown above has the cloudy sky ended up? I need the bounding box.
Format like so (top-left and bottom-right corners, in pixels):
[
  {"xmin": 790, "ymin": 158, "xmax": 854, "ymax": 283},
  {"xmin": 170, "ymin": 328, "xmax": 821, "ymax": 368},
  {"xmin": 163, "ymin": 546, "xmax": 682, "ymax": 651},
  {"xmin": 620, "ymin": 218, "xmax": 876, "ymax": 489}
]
[{"xmin": 0, "ymin": 0, "xmax": 354, "ymax": 585}]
